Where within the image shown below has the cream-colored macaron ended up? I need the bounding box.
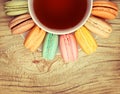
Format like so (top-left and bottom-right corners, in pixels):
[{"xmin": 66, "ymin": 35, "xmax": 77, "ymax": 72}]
[{"xmin": 84, "ymin": 16, "xmax": 112, "ymax": 38}]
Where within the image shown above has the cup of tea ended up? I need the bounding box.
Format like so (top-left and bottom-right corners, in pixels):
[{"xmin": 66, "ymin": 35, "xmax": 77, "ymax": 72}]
[{"xmin": 28, "ymin": 0, "xmax": 93, "ymax": 35}]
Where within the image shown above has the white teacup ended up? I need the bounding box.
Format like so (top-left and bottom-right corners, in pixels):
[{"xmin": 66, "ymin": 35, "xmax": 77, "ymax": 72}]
[{"xmin": 28, "ymin": 0, "xmax": 93, "ymax": 35}]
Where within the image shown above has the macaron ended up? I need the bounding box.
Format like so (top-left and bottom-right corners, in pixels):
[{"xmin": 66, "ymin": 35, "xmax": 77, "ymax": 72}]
[
  {"xmin": 9, "ymin": 14, "xmax": 35, "ymax": 34},
  {"xmin": 4, "ymin": 0, "xmax": 28, "ymax": 16},
  {"xmin": 92, "ymin": 1, "xmax": 118, "ymax": 19},
  {"xmin": 60, "ymin": 34, "xmax": 78, "ymax": 63},
  {"xmin": 84, "ymin": 16, "xmax": 112, "ymax": 38},
  {"xmin": 24, "ymin": 25, "xmax": 46, "ymax": 52},
  {"xmin": 42, "ymin": 33, "xmax": 58, "ymax": 60},
  {"xmin": 75, "ymin": 26, "xmax": 98, "ymax": 55}
]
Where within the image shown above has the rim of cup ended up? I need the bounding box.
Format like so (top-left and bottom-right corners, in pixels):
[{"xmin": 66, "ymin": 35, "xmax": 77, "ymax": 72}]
[{"xmin": 28, "ymin": 0, "xmax": 93, "ymax": 35}]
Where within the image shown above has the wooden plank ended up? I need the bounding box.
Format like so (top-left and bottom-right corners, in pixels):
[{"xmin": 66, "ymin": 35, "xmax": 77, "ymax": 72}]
[{"xmin": 0, "ymin": 0, "xmax": 120, "ymax": 94}]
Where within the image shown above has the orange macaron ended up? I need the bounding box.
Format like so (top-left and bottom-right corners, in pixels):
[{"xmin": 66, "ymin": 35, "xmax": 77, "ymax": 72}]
[
  {"xmin": 9, "ymin": 14, "xmax": 35, "ymax": 34},
  {"xmin": 92, "ymin": 1, "xmax": 118, "ymax": 20},
  {"xmin": 24, "ymin": 25, "xmax": 46, "ymax": 52}
]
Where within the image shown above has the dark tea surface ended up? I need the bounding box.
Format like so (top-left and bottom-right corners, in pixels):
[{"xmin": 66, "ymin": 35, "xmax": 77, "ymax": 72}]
[{"xmin": 33, "ymin": 0, "xmax": 87, "ymax": 30}]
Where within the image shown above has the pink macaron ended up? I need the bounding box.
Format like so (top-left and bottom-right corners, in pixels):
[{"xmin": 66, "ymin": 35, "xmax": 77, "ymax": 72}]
[{"xmin": 60, "ymin": 34, "xmax": 78, "ymax": 63}]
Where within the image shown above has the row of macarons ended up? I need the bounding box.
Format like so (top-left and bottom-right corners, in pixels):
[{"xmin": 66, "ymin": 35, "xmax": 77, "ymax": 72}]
[
  {"xmin": 5, "ymin": 0, "xmax": 119, "ymax": 62},
  {"xmin": 5, "ymin": 0, "xmax": 118, "ymax": 38},
  {"xmin": 9, "ymin": 13, "xmax": 98, "ymax": 62},
  {"xmin": 4, "ymin": 0, "xmax": 118, "ymax": 19}
]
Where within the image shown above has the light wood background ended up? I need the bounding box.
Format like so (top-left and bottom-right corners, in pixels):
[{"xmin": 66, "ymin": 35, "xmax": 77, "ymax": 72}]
[{"xmin": 0, "ymin": 0, "xmax": 120, "ymax": 94}]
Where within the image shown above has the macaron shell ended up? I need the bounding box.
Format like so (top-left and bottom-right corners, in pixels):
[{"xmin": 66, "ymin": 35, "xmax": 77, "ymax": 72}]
[
  {"xmin": 6, "ymin": 9, "xmax": 28, "ymax": 16},
  {"xmin": 93, "ymin": 1, "xmax": 118, "ymax": 11},
  {"xmin": 5, "ymin": 7, "xmax": 28, "ymax": 11},
  {"xmin": 62, "ymin": 35, "xmax": 74, "ymax": 61},
  {"xmin": 68, "ymin": 34, "xmax": 78, "ymax": 61},
  {"xmin": 24, "ymin": 26, "xmax": 41, "ymax": 47},
  {"xmin": 42, "ymin": 33, "xmax": 58, "ymax": 60},
  {"xmin": 5, "ymin": 5, "xmax": 28, "ymax": 9},
  {"xmin": 60, "ymin": 36, "xmax": 69, "ymax": 62},
  {"xmin": 5, "ymin": 1, "xmax": 28, "ymax": 7},
  {"xmin": 60, "ymin": 34, "xmax": 78, "ymax": 62},
  {"xmin": 12, "ymin": 20, "xmax": 34, "ymax": 34},
  {"xmin": 10, "ymin": 14, "xmax": 31, "ymax": 23},
  {"xmin": 30, "ymin": 30, "xmax": 46, "ymax": 52},
  {"xmin": 84, "ymin": 16, "xmax": 112, "ymax": 38}
]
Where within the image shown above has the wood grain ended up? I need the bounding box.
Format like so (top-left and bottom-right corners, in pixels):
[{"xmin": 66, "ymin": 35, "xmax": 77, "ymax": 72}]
[{"xmin": 0, "ymin": 0, "xmax": 120, "ymax": 94}]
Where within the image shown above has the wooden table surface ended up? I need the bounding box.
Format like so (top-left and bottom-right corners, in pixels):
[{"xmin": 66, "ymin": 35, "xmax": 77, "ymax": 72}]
[{"xmin": 0, "ymin": 0, "xmax": 120, "ymax": 94}]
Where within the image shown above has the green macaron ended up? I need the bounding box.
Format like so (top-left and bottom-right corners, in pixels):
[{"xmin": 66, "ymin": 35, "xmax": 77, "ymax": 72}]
[
  {"xmin": 42, "ymin": 33, "xmax": 59, "ymax": 60},
  {"xmin": 4, "ymin": 1, "xmax": 28, "ymax": 16}
]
